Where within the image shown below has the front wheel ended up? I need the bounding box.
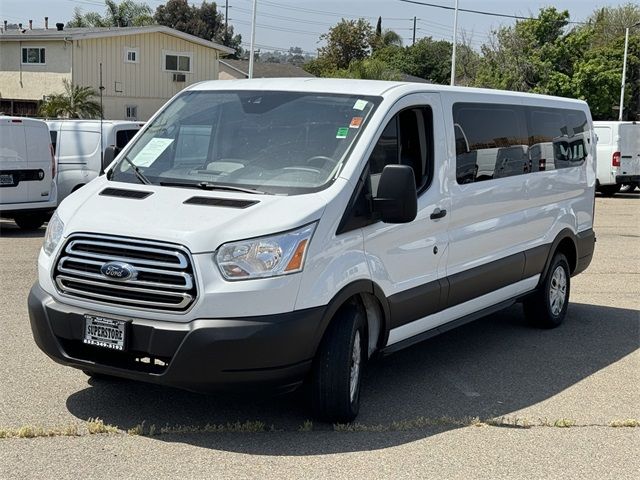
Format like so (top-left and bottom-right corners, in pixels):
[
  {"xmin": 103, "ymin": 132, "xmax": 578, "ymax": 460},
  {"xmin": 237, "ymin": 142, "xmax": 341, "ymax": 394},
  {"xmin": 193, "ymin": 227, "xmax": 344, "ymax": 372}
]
[
  {"xmin": 523, "ymin": 253, "xmax": 570, "ymax": 329},
  {"xmin": 310, "ymin": 304, "xmax": 366, "ymax": 423},
  {"xmin": 14, "ymin": 213, "xmax": 47, "ymax": 230}
]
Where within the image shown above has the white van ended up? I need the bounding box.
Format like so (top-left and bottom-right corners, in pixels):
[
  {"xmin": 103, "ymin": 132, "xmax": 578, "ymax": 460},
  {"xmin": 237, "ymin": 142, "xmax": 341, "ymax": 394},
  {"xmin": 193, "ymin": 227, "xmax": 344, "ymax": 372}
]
[
  {"xmin": 593, "ymin": 121, "xmax": 640, "ymax": 195},
  {"xmin": 28, "ymin": 80, "xmax": 596, "ymax": 422},
  {"xmin": 0, "ymin": 116, "xmax": 57, "ymax": 229},
  {"xmin": 46, "ymin": 120, "xmax": 143, "ymax": 202}
]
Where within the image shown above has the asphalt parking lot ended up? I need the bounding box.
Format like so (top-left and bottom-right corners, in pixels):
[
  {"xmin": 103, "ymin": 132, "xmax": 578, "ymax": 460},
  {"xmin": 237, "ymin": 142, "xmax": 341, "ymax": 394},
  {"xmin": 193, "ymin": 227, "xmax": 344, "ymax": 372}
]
[{"xmin": 1, "ymin": 194, "xmax": 638, "ymax": 479}]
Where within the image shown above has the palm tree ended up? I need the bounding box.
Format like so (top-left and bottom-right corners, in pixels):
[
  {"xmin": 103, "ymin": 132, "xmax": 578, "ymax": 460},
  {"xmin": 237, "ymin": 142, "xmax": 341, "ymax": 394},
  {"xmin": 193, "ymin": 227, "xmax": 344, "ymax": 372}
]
[
  {"xmin": 39, "ymin": 79, "xmax": 102, "ymax": 119},
  {"xmin": 371, "ymin": 16, "xmax": 403, "ymax": 51}
]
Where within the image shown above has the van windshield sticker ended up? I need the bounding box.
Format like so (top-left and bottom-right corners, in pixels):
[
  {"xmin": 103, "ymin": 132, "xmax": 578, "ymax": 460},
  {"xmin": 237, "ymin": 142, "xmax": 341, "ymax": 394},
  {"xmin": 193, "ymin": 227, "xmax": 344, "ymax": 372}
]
[
  {"xmin": 353, "ymin": 99, "xmax": 368, "ymax": 111},
  {"xmin": 132, "ymin": 138, "xmax": 174, "ymax": 167},
  {"xmin": 336, "ymin": 127, "xmax": 349, "ymax": 139},
  {"xmin": 349, "ymin": 117, "xmax": 363, "ymax": 129}
]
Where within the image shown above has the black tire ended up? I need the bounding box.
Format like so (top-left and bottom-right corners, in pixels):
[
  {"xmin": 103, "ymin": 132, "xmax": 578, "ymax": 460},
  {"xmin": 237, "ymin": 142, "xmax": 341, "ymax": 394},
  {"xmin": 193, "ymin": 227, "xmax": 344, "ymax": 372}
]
[
  {"xmin": 523, "ymin": 253, "xmax": 570, "ymax": 329},
  {"xmin": 13, "ymin": 213, "xmax": 47, "ymax": 230},
  {"xmin": 598, "ymin": 184, "xmax": 620, "ymax": 197},
  {"xmin": 310, "ymin": 303, "xmax": 366, "ymax": 423}
]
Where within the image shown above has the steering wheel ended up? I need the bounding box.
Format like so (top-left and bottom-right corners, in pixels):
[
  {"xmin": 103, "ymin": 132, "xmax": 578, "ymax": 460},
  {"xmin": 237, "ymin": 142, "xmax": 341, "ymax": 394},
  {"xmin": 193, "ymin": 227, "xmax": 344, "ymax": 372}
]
[{"xmin": 305, "ymin": 155, "xmax": 336, "ymax": 169}]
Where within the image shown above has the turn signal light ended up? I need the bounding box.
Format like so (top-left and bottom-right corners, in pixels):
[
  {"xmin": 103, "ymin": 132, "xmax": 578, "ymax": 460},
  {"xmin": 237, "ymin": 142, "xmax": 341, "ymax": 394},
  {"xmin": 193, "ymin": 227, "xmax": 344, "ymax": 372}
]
[{"xmin": 285, "ymin": 239, "xmax": 308, "ymax": 272}]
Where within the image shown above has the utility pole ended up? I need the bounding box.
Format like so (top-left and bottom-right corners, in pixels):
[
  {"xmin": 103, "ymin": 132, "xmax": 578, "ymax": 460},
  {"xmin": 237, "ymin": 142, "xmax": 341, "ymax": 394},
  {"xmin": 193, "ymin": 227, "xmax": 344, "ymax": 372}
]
[
  {"xmin": 450, "ymin": 0, "xmax": 459, "ymax": 86},
  {"xmin": 248, "ymin": 0, "xmax": 257, "ymax": 79},
  {"xmin": 225, "ymin": 0, "xmax": 229, "ymax": 38},
  {"xmin": 412, "ymin": 16, "xmax": 416, "ymax": 45},
  {"xmin": 618, "ymin": 22, "xmax": 640, "ymax": 121}
]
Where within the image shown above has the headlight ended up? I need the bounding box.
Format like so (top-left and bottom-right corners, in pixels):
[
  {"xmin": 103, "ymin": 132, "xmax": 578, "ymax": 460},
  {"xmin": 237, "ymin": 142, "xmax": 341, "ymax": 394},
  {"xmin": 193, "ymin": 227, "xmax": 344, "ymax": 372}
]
[
  {"xmin": 43, "ymin": 211, "xmax": 64, "ymax": 256},
  {"xmin": 216, "ymin": 223, "xmax": 316, "ymax": 280}
]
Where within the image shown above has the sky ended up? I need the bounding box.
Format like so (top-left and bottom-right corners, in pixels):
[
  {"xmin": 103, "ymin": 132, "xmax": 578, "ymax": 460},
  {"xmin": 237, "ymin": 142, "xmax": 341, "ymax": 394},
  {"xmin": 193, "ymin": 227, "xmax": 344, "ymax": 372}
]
[{"xmin": 0, "ymin": 0, "xmax": 631, "ymax": 54}]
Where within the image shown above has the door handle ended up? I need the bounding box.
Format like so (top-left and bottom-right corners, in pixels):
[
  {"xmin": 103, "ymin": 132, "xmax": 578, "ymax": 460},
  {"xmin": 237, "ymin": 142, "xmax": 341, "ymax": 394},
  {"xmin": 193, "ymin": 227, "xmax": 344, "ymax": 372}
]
[{"xmin": 430, "ymin": 208, "xmax": 447, "ymax": 220}]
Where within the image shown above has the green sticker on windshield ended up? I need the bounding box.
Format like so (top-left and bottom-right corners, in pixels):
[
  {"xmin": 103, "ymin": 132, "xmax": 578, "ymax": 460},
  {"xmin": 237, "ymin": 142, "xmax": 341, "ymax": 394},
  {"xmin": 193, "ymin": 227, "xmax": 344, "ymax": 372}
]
[{"xmin": 336, "ymin": 127, "xmax": 349, "ymax": 139}]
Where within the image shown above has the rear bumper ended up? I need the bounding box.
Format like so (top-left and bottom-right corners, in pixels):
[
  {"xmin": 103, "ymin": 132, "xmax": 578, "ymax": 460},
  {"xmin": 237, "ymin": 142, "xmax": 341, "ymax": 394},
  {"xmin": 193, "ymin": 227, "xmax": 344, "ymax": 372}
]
[
  {"xmin": 616, "ymin": 174, "xmax": 640, "ymax": 184},
  {"xmin": 28, "ymin": 283, "xmax": 325, "ymax": 393},
  {"xmin": 574, "ymin": 229, "xmax": 596, "ymax": 276}
]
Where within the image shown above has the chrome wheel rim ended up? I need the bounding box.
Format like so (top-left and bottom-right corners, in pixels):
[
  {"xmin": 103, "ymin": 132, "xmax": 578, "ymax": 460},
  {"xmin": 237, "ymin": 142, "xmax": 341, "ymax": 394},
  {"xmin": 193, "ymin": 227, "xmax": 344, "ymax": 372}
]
[
  {"xmin": 349, "ymin": 331, "xmax": 361, "ymax": 403},
  {"xmin": 549, "ymin": 266, "xmax": 567, "ymax": 316}
]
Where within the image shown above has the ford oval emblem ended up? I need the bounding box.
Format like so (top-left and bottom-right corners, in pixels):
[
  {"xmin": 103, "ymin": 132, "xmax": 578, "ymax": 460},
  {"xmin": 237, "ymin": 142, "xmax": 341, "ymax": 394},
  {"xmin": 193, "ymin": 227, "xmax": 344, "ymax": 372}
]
[{"xmin": 100, "ymin": 261, "xmax": 136, "ymax": 281}]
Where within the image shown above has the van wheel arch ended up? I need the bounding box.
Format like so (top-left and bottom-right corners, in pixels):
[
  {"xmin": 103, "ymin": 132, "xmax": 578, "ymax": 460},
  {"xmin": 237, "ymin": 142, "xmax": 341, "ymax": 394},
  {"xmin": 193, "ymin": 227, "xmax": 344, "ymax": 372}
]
[
  {"xmin": 540, "ymin": 230, "xmax": 577, "ymax": 284},
  {"xmin": 313, "ymin": 281, "xmax": 390, "ymax": 362}
]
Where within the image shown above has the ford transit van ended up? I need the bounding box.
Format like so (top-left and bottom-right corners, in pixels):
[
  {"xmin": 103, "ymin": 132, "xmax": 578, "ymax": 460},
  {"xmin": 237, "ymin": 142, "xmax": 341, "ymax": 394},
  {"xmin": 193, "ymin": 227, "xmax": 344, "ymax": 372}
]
[
  {"xmin": 0, "ymin": 116, "xmax": 56, "ymax": 229},
  {"xmin": 46, "ymin": 120, "xmax": 143, "ymax": 203},
  {"xmin": 593, "ymin": 121, "xmax": 640, "ymax": 195},
  {"xmin": 28, "ymin": 80, "xmax": 596, "ymax": 421}
]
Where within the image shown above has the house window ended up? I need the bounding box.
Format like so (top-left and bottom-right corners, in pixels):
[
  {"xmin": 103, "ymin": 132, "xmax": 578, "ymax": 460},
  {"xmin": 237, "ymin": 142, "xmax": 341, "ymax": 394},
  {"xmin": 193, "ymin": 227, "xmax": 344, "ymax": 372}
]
[
  {"xmin": 22, "ymin": 47, "xmax": 46, "ymax": 64},
  {"xmin": 125, "ymin": 105, "xmax": 138, "ymax": 120},
  {"xmin": 124, "ymin": 48, "xmax": 139, "ymax": 63},
  {"xmin": 164, "ymin": 52, "xmax": 191, "ymax": 72}
]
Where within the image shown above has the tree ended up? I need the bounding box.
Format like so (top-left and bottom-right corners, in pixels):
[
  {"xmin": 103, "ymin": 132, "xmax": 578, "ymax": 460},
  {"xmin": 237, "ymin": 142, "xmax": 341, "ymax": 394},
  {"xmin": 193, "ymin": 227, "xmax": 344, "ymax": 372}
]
[
  {"xmin": 370, "ymin": 16, "xmax": 403, "ymax": 51},
  {"xmin": 154, "ymin": 0, "xmax": 242, "ymax": 56},
  {"xmin": 67, "ymin": 0, "xmax": 153, "ymax": 28},
  {"xmin": 332, "ymin": 58, "xmax": 402, "ymax": 81},
  {"xmin": 39, "ymin": 80, "xmax": 102, "ymax": 119},
  {"xmin": 316, "ymin": 19, "xmax": 374, "ymax": 71}
]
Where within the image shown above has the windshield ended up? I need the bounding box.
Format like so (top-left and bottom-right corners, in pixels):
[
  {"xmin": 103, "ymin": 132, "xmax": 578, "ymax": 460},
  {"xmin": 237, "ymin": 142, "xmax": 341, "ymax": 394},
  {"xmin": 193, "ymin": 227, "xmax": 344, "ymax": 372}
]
[{"xmin": 109, "ymin": 90, "xmax": 380, "ymax": 194}]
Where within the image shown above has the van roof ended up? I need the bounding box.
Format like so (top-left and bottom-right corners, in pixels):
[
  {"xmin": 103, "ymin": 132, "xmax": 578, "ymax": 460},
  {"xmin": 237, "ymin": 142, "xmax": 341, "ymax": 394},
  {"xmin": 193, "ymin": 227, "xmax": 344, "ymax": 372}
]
[
  {"xmin": 0, "ymin": 116, "xmax": 48, "ymax": 127},
  {"xmin": 45, "ymin": 119, "xmax": 144, "ymax": 127},
  {"xmin": 188, "ymin": 78, "xmax": 589, "ymax": 106}
]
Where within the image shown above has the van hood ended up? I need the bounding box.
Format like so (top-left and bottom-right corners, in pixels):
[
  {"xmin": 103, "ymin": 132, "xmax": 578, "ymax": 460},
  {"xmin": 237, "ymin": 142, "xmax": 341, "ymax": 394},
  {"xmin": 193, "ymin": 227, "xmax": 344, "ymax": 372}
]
[{"xmin": 58, "ymin": 178, "xmax": 328, "ymax": 253}]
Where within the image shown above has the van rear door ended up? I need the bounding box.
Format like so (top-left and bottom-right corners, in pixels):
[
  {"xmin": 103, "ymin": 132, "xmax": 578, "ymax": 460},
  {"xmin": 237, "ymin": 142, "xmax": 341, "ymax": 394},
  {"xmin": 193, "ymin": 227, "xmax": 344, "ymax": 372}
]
[
  {"xmin": 24, "ymin": 121, "xmax": 54, "ymax": 203},
  {"xmin": 619, "ymin": 124, "xmax": 640, "ymax": 177},
  {"xmin": 0, "ymin": 118, "xmax": 29, "ymax": 204}
]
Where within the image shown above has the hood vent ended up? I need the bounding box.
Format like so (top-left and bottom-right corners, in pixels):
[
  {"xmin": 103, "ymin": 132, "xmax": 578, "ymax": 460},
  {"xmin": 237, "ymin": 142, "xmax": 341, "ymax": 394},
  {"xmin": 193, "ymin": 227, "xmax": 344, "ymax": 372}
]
[
  {"xmin": 100, "ymin": 187, "xmax": 153, "ymax": 199},
  {"xmin": 184, "ymin": 196, "xmax": 259, "ymax": 209}
]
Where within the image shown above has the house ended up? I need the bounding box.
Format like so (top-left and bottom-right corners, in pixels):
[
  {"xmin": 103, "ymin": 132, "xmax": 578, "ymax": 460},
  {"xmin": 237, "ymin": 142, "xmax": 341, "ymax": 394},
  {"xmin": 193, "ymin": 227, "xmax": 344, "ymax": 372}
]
[
  {"xmin": 219, "ymin": 59, "xmax": 314, "ymax": 80},
  {"xmin": 0, "ymin": 21, "xmax": 234, "ymax": 120}
]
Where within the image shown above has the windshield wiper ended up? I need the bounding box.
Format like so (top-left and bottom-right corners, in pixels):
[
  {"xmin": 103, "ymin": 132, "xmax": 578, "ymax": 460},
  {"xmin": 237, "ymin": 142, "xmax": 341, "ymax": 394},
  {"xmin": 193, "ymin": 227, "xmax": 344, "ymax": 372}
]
[
  {"xmin": 119, "ymin": 156, "xmax": 151, "ymax": 185},
  {"xmin": 159, "ymin": 181, "xmax": 270, "ymax": 195}
]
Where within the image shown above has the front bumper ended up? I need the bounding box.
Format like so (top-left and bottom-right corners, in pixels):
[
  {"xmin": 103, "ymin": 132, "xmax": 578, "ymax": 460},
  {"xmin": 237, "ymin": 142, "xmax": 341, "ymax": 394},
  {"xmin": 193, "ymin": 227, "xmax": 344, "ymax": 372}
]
[{"xmin": 28, "ymin": 283, "xmax": 325, "ymax": 393}]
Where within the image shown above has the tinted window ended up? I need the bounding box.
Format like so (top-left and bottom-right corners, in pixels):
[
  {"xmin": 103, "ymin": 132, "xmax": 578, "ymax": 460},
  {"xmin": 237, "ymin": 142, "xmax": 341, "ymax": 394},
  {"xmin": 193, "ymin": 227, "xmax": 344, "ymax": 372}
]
[
  {"xmin": 453, "ymin": 104, "xmax": 528, "ymax": 183},
  {"xmin": 527, "ymin": 107, "xmax": 588, "ymax": 171},
  {"xmin": 116, "ymin": 129, "xmax": 139, "ymax": 149},
  {"xmin": 50, "ymin": 131, "xmax": 57, "ymax": 154},
  {"xmin": 454, "ymin": 103, "xmax": 589, "ymax": 183}
]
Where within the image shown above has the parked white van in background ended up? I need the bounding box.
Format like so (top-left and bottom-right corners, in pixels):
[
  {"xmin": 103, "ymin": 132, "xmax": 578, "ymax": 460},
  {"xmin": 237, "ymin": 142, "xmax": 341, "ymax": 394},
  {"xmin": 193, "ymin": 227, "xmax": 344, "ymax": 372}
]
[
  {"xmin": 0, "ymin": 116, "xmax": 57, "ymax": 230},
  {"xmin": 46, "ymin": 120, "xmax": 143, "ymax": 203},
  {"xmin": 593, "ymin": 121, "xmax": 640, "ymax": 195},
  {"xmin": 29, "ymin": 80, "xmax": 596, "ymax": 422}
]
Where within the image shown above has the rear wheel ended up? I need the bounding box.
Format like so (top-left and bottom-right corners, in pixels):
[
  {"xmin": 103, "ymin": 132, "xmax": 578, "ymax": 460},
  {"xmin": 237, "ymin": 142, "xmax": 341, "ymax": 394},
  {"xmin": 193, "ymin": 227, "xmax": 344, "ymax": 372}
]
[
  {"xmin": 14, "ymin": 213, "xmax": 47, "ymax": 230},
  {"xmin": 598, "ymin": 184, "xmax": 620, "ymax": 197},
  {"xmin": 523, "ymin": 253, "xmax": 570, "ymax": 329},
  {"xmin": 310, "ymin": 304, "xmax": 366, "ymax": 423}
]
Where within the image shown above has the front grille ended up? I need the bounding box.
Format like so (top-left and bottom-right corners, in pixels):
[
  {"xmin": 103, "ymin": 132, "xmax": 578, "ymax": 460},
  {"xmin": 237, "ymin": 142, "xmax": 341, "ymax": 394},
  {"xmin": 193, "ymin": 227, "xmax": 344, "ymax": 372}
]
[{"xmin": 54, "ymin": 234, "xmax": 197, "ymax": 312}]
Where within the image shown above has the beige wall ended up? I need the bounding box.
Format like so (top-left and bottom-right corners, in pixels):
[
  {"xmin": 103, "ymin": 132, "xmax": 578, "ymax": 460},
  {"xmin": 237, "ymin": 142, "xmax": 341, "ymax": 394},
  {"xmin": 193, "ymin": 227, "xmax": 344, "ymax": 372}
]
[
  {"xmin": 72, "ymin": 32, "xmax": 220, "ymax": 120},
  {"xmin": 0, "ymin": 40, "xmax": 72, "ymax": 100}
]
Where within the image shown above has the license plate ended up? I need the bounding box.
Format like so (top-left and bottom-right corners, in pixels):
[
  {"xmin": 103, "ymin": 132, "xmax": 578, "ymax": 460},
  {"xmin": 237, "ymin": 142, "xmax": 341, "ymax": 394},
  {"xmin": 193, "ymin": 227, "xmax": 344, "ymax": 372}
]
[
  {"xmin": 0, "ymin": 174, "xmax": 14, "ymax": 185},
  {"xmin": 83, "ymin": 315, "xmax": 127, "ymax": 351}
]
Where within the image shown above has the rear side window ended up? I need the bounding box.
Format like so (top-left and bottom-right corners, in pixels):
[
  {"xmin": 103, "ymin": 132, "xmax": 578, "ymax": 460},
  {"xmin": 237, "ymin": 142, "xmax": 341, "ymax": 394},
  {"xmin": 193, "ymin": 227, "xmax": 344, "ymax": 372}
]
[
  {"xmin": 454, "ymin": 103, "xmax": 589, "ymax": 183},
  {"xmin": 453, "ymin": 104, "xmax": 528, "ymax": 183}
]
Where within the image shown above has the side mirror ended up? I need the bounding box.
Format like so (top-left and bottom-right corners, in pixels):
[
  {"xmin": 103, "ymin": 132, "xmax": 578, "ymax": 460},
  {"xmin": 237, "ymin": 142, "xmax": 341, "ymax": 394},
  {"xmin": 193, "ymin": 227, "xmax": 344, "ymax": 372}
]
[
  {"xmin": 101, "ymin": 146, "xmax": 119, "ymax": 174},
  {"xmin": 373, "ymin": 164, "xmax": 418, "ymax": 223}
]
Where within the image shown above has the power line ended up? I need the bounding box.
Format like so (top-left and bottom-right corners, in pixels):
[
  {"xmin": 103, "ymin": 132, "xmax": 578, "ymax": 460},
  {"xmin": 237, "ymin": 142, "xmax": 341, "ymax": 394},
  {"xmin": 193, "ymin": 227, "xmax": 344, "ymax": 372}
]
[{"xmin": 398, "ymin": 0, "xmax": 586, "ymax": 25}]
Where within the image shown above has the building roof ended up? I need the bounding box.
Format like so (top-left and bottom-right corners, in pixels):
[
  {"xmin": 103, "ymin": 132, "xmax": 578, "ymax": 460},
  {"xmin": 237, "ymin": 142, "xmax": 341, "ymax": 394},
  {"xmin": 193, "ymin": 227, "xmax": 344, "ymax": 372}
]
[
  {"xmin": 219, "ymin": 59, "xmax": 314, "ymax": 79},
  {"xmin": 0, "ymin": 25, "xmax": 235, "ymax": 54}
]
